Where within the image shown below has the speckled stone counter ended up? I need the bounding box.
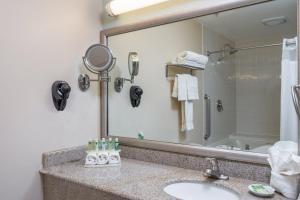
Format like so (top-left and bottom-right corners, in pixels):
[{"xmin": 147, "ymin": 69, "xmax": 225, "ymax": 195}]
[
  {"xmin": 42, "ymin": 145, "xmax": 271, "ymax": 183},
  {"xmin": 40, "ymin": 158, "xmax": 287, "ymax": 200}
]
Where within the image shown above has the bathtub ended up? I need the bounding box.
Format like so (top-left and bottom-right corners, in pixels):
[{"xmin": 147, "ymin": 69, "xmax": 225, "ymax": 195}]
[{"xmin": 208, "ymin": 135, "xmax": 278, "ymax": 154}]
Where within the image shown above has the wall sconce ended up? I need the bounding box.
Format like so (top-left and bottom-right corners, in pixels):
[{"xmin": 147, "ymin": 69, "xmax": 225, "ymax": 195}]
[
  {"xmin": 114, "ymin": 52, "xmax": 139, "ymax": 92},
  {"xmin": 106, "ymin": 0, "xmax": 170, "ymax": 16}
]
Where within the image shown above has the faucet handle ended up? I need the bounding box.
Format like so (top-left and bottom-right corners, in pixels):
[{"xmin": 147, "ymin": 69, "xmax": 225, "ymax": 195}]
[
  {"xmin": 204, "ymin": 157, "xmax": 229, "ymax": 180},
  {"xmin": 205, "ymin": 157, "xmax": 219, "ymax": 171}
]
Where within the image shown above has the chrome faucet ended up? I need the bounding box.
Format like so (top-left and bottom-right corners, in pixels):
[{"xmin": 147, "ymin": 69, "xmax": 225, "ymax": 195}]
[{"xmin": 203, "ymin": 158, "xmax": 229, "ymax": 180}]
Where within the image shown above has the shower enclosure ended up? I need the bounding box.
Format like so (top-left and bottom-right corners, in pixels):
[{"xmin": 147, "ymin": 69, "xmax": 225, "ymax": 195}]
[{"xmin": 203, "ymin": 36, "xmax": 297, "ymax": 153}]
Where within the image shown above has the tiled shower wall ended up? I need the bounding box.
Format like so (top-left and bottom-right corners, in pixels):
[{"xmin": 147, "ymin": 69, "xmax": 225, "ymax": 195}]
[
  {"xmin": 203, "ymin": 31, "xmax": 282, "ymax": 143},
  {"xmin": 234, "ymin": 40, "xmax": 281, "ymax": 139}
]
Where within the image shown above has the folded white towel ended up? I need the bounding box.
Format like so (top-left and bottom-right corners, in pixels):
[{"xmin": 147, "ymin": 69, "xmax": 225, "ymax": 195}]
[
  {"xmin": 176, "ymin": 60, "xmax": 206, "ymax": 70},
  {"xmin": 175, "ymin": 51, "xmax": 208, "ymax": 67},
  {"xmin": 97, "ymin": 151, "xmax": 109, "ymax": 165},
  {"xmin": 268, "ymin": 141, "xmax": 300, "ymax": 199},
  {"xmin": 186, "ymin": 74, "xmax": 199, "ymax": 100},
  {"xmin": 172, "ymin": 74, "xmax": 199, "ymax": 101},
  {"xmin": 172, "ymin": 74, "xmax": 188, "ymax": 101},
  {"xmin": 172, "ymin": 74, "xmax": 198, "ymax": 132},
  {"xmin": 85, "ymin": 152, "xmax": 98, "ymax": 165},
  {"xmin": 181, "ymin": 101, "xmax": 194, "ymax": 132},
  {"xmin": 108, "ymin": 151, "xmax": 121, "ymax": 164}
]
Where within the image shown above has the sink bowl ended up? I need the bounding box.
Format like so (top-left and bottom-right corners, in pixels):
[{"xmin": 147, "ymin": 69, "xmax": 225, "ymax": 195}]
[{"xmin": 163, "ymin": 182, "xmax": 240, "ymax": 200}]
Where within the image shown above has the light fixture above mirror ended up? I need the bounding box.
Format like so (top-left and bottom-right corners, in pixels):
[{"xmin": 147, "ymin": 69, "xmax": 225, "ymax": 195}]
[{"xmin": 106, "ymin": 0, "xmax": 170, "ymax": 16}]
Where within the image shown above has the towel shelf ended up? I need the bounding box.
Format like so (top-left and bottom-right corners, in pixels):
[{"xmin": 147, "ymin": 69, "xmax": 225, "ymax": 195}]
[{"xmin": 165, "ymin": 63, "xmax": 203, "ymax": 78}]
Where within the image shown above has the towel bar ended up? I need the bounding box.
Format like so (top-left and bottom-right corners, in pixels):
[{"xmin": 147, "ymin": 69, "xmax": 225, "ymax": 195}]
[{"xmin": 165, "ymin": 63, "xmax": 203, "ymax": 78}]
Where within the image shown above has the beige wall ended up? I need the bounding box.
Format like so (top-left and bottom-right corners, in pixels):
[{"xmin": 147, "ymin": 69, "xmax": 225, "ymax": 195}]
[
  {"xmin": 0, "ymin": 1, "xmax": 288, "ymax": 199},
  {"xmin": 108, "ymin": 19, "xmax": 204, "ymax": 144},
  {"xmin": 0, "ymin": 0, "xmax": 102, "ymax": 199}
]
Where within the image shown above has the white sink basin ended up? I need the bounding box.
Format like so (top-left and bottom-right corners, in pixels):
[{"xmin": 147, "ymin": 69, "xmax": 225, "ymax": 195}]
[{"xmin": 164, "ymin": 182, "xmax": 240, "ymax": 200}]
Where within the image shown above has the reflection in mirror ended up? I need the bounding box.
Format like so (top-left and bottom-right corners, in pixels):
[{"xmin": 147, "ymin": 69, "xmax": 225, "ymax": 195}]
[
  {"xmin": 107, "ymin": 0, "xmax": 297, "ymax": 154},
  {"xmin": 114, "ymin": 52, "xmax": 140, "ymax": 92}
]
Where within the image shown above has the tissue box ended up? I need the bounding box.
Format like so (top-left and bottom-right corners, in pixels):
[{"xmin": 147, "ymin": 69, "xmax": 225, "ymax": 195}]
[{"xmin": 270, "ymin": 171, "xmax": 300, "ymax": 199}]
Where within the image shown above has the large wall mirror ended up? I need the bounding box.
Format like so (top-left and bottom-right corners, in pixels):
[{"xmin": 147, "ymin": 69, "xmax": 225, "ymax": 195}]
[{"xmin": 104, "ymin": 0, "xmax": 298, "ymax": 156}]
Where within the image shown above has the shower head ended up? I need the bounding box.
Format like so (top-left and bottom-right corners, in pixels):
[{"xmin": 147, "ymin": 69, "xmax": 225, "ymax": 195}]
[
  {"xmin": 229, "ymin": 48, "xmax": 238, "ymax": 55},
  {"xmin": 218, "ymin": 53, "xmax": 225, "ymax": 61},
  {"xmin": 218, "ymin": 44, "xmax": 236, "ymax": 61},
  {"xmin": 224, "ymin": 44, "xmax": 237, "ymax": 55},
  {"xmin": 208, "ymin": 44, "xmax": 237, "ymax": 63}
]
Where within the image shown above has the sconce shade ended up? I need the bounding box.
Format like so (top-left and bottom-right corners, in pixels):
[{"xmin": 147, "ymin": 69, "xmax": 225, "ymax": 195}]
[{"xmin": 106, "ymin": 0, "xmax": 169, "ymax": 16}]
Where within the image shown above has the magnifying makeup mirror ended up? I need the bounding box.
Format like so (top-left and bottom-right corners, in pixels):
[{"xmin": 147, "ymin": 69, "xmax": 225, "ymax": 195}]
[
  {"xmin": 78, "ymin": 44, "xmax": 116, "ymax": 91},
  {"xmin": 114, "ymin": 52, "xmax": 140, "ymax": 92}
]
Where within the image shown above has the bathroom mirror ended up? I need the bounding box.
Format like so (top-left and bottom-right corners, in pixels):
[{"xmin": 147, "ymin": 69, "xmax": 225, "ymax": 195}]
[{"xmin": 101, "ymin": 0, "xmax": 299, "ymax": 161}]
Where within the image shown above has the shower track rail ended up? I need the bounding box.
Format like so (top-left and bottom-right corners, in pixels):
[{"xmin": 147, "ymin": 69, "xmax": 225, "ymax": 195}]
[{"xmin": 207, "ymin": 41, "xmax": 296, "ymax": 56}]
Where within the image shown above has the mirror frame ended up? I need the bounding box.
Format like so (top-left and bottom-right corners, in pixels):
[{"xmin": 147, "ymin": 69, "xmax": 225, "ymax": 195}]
[{"xmin": 100, "ymin": 0, "xmax": 300, "ymax": 164}]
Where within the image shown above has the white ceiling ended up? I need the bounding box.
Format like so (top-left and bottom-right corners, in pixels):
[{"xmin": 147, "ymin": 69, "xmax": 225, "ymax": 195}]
[{"xmin": 197, "ymin": 0, "xmax": 297, "ymax": 43}]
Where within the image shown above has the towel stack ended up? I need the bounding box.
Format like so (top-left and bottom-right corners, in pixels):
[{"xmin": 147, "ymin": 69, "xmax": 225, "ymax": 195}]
[
  {"xmin": 268, "ymin": 141, "xmax": 300, "ymax": 199},
  {"xmin": 171, "ymin": 51, "xmax": 205, "ymax": 132},
  {"xmin": 173, "ymin": 51, "xmax": 208, "ymax": 69},
  {"xmin": 172, "ymin": 74, "xmax": 199, "ymax": 132}
]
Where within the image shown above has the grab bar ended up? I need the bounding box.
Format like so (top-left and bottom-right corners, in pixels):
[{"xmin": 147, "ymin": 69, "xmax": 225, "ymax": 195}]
[
  {"xmin": 204, "ymin": 94, "xmax": 211, "ymax": 140},
  {"xmin": 292, "ymin": 85, "xmax": 300, "ymax": 118}
]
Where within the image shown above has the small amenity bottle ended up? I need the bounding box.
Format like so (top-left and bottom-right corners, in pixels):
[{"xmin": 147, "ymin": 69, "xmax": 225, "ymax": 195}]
[
  {"xmin": 114, "ymin": 138, "xmax": 120, "ymax": 151},
  {"xmin": 87, "ymin": 139, "xmax": 98, "ymax": 151},
  {"xmin": 101, "ymin": 138, "xmax": 107, "ymax": 151},
  {"xmin": 97, "ymin": 138, "xmax": 109, "ymax": 165},
  {"xmin": 108, "ymin": 138, "xmax": 115, "ymax": 151}
]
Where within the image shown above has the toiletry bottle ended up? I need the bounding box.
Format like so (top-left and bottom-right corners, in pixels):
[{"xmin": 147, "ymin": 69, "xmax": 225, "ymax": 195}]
[
  {"xmin": 87, "ymin": 140, "xmax": 93, "ymax": 151},
  {"xmin": 98, "ymin": 138, "xmax": 109, "ymax": 165},
  {"xmin": 89, "ymin": 139, "xmax": 98, "ymax": 151},
  {"xmin": 108, "ymin": 138, "xmax": 115, "ymax": 152},
  {"xmin": 138, "ymin": 131, "xmax": 144, "ymax": 140},
  {"xmin": 98, "ymin": 139, "xmax": 103, "ymax": 151},
  {"xmin": 108, "ymin": 138, "xmax": 120, "ymax": 165},
  {"xmin": 101, "ymin": 138, "xmax": 107, "ymax": 151},
  {"xmin": 115, "ymin": 138, "xmax": 120, "ymax": 151}
]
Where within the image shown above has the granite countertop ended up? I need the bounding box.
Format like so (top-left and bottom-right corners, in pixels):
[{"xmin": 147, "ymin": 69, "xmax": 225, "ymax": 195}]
[{"xmin": 40, "ymin": 158, "xmax": 287, "ymax": 200}]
